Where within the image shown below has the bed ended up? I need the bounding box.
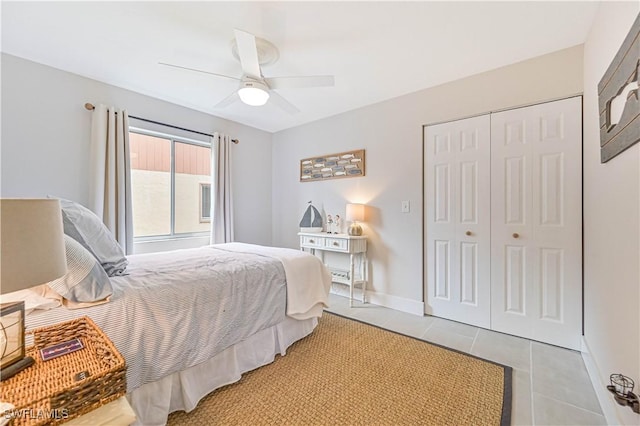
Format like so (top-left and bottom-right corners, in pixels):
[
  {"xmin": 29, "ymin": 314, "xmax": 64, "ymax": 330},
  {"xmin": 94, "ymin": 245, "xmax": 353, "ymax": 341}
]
[{"xmin": 23, "ymin": 242, "xmax": 332, "ymax": 426}]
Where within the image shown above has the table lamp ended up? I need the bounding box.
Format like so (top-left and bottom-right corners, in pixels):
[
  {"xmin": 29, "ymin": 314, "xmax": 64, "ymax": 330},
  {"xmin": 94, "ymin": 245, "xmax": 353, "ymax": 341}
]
[
  {"xmin": 346, "ymin": 203, "xmax": 365, "ymax": 236},
  {"xmin": 0, "ymin": 199, "xmax": 67, "ymax": 380}
]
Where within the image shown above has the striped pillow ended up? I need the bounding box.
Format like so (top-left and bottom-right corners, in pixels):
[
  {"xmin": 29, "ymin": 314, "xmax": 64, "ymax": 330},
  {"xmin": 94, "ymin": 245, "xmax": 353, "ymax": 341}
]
[
  {"xmin": 57, "ymin": 197, "xmax": 128, "ymax": 276},
  {"xmin": 47, "ymin": 235, "xmax": 113, "ymax": 303}
]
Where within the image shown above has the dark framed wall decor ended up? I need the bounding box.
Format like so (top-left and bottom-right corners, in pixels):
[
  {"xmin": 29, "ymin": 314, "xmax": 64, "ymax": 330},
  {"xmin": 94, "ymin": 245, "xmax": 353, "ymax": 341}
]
[
  {"xmin": 300, "ymin": 149, "xmax": 365, "ymax": 182},
  {"xmin": 598, "ymin": 13, "xmax": 640, "ymax": 163}
]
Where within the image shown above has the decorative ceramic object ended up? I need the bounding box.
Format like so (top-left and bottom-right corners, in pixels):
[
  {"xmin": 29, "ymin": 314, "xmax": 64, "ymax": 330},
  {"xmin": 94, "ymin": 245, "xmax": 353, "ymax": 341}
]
[{"xmin": 334, "ymin": 215, "xmax": 341, "ymax": 234}]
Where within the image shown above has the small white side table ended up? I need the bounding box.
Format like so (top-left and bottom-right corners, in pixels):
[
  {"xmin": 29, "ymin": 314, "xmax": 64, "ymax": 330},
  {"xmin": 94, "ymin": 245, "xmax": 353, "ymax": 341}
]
[{"xmin": 298, "ymin": 232, "xmax": 368, "ymax": 307}]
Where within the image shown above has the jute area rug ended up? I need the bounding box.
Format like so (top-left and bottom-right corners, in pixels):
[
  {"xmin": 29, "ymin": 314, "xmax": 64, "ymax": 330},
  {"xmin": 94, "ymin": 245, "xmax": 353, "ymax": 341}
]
[{"xmin": 168, "ymin": 312, "xmax": 512, "ymax": 425}]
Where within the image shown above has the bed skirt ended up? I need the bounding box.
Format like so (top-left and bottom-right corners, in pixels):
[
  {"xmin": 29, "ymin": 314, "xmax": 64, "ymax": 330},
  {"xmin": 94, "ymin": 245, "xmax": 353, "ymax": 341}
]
[{"xmin": 127, "ymin": 316, "xmax": 318, "ymax": 426}]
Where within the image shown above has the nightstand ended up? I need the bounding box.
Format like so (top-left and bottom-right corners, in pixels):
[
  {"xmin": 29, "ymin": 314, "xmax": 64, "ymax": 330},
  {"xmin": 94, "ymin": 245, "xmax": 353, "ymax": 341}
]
[
  {"xmin": 299, "ymin": 232, "xmax": 368, "ymax": 307},
  {"xmin": 0, "ymin": 317, "xmax": 130, "ymax": 425},
  {"xmin": 65, "ymin": 397, "xmax": 135, "ymax": 426}
]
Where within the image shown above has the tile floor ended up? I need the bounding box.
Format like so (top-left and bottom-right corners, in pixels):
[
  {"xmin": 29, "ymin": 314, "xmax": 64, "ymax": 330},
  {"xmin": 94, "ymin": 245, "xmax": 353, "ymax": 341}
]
[{"xmin": 325, "ymin": 292, "xmax": 606, "ymax": 426}]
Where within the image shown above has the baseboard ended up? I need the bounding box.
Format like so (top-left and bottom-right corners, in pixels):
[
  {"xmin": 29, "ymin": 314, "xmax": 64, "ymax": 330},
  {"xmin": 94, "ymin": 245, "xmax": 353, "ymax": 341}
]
[
  {"xmin": 329, "ymin": 283, "xmax": 424, "ymax": 316},
  {"xmin": 581, "ymin": 337, "xmax": 625, "ymax": 425},
  {"xmin": 364, "ymin": 289, "xmax": 424, "ymax": 316}
]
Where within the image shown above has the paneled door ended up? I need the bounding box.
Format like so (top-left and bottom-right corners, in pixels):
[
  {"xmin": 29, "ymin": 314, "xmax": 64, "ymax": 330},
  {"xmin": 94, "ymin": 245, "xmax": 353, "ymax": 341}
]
[
  {"xmin": 490, "ymin": 97, "xmax": 582, "ymax": 350},
  {"xmin": 424, "ymin": 114, "xmax": 491, "ymax": 328}
]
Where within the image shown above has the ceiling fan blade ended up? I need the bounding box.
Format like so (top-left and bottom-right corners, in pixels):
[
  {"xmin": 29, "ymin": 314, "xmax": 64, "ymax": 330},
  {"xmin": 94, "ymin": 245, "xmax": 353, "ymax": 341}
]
[
  {"xmin": 234, "ymin": 29, "xmax": 262, "ymax": 80},
  {"xmin": 158, "ymin": 62, "xmax": 240, "ymax": 81},
  {"xmin": 214, "ymin": 91, "xmax": 240, "ymax": 108},
  {"xmin": 268, "ymin": 91, "xmax": 300, "ymax": 115},
  {"xmin": 265, "ymin": 75, "xmax": 335, "ymax": 90}
]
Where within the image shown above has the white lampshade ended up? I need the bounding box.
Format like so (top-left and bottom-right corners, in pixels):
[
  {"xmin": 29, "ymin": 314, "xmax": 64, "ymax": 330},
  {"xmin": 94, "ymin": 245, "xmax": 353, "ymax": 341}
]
[
  {"xmin": 238, "ymin": 80, "xmax": 270, "ymax": 106},
  {"xmin": 346, "ymin": 203, "xmax": 365, "ymax": 222},
  {"xmin": 0, "ymin": 199, "xmax": 67, "ymax": 294}
]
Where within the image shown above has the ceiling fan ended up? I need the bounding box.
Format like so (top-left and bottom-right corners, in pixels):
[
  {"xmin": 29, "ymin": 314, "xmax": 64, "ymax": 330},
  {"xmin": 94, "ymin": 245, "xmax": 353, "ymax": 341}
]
[{"xmin": 159, "ymin": 29, "xmax": 335, "ymax": 114}]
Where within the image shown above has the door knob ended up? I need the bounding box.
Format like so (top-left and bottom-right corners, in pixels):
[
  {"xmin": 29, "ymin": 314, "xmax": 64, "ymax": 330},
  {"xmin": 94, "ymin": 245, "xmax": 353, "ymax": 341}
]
[
  {"xmin": 512, "ymin": 233, "xmax": 520, "ymax": 239},
  {"xmin": 465, "ymin": 231, "xmax": 472, "ymax": 236}
]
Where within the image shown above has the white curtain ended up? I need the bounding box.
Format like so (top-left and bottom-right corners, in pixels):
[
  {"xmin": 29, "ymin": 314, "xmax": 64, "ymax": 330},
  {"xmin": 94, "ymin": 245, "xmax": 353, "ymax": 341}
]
[
  {"xmin": 210, "ymin": 132, "xmax": 234, "ymax": 244},
  {"xmin": 89, "ymin": 104, "xmax": 134, "ymax": 254}
]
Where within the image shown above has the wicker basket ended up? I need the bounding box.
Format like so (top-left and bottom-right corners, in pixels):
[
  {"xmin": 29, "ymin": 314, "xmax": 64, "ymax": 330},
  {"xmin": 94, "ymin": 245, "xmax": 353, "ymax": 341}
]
[{"xmin": 0, "ymin": 316, "xmax": 126, "ymax": 426}]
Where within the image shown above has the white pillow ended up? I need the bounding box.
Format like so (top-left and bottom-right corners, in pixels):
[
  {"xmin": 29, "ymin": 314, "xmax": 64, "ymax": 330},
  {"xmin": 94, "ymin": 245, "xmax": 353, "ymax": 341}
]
[
  {"xmin": 0, "ymin": 285, "xmax": 61, "ymax": 314},
  {"xmin": 47, "ymin": 235, "xmax": 113, "ymax": 303},
  {"xmin": 55, "ymin": 197, "xmax": 128, "ymax": 276}
]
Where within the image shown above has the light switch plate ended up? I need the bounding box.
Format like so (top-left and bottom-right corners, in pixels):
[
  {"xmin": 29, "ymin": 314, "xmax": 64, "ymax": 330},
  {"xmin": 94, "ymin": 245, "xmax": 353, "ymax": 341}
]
[{"xmin": 401, "ymin": 200, "xmax": 410, "ymax": 213}]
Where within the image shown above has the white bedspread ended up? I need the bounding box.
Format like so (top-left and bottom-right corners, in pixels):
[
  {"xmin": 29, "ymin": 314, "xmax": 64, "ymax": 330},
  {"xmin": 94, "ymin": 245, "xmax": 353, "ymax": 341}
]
[
  {"xmin": 214, "ymin": 243, "xmax": 332, "ymax": 319},
  {"xmin": 25, "ymin": 244, "xmax": 330, "ymax": 393}
]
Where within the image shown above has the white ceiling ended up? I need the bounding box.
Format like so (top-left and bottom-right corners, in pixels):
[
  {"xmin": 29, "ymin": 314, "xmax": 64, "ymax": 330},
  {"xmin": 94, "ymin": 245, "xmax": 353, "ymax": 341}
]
[{"xmin": 1, "ymin": 1, "xmax": 599, "ymax": 133}]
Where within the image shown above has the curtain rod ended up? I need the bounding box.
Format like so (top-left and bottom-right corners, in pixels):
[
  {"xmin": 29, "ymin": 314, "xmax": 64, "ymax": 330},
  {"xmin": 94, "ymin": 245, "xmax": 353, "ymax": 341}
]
[{"xmin": 84, "ymin": 103, "xmax": 239, "ymax": 144}]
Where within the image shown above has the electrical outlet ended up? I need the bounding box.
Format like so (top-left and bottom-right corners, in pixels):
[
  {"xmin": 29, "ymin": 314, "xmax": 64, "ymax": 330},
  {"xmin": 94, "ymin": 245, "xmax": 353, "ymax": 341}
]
[{"xmin": 401, "ymin": 200, "xmax": 410, "ymax": 213}]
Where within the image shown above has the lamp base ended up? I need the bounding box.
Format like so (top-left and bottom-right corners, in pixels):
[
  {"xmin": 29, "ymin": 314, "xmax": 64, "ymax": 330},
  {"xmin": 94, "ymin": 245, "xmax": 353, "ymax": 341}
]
[
  {"xmin": 348, "ymin": 223, "xmax": 363, "ymax": 236},
  {"xmin": 607, "ymin": 385, "xmax": 640, "ymax": 413},
  {"xmin": 1, "ymin": 356, "xmax": 35, "ymax": 381}
]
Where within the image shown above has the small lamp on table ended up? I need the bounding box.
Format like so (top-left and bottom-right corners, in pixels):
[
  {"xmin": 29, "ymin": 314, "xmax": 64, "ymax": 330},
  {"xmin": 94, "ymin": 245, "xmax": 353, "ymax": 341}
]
[
  {"xmin": 346, "ymin": 203, "xmax": 365, "ymax": 236},
  {"xmin": 0, "ymin": 199, "xmax": 67, "ymax": 380}
]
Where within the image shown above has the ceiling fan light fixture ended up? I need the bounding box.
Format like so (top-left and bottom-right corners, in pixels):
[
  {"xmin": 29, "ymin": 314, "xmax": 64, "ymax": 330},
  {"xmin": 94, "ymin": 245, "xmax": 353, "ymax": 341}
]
[{"xmin": 238, "ymin": 80, "xmax": 270, "ymax": 106}]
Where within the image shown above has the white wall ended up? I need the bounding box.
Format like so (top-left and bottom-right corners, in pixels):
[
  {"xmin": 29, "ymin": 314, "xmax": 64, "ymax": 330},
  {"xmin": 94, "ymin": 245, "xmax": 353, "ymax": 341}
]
[
  {"xmin": 1, "ymin": 53, "xmax": 273, "ymax": 248},
  {"xmin": 582, "ymin": 4, "xmax": 640, "ymax": 425},
  {"xmin": 272, "ymin": 46, "xmax": 584, "ymax": 314}
]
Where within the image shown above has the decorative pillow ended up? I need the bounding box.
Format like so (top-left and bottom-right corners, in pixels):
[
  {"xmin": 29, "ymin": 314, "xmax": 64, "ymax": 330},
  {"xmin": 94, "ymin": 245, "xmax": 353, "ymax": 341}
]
[
  {"xmin": 55, "ymin": 197, "xmax": 128, "ymax": 276},
  {"xmin": 47, "ymin": 235, "xmax": 113, "ymax": 303}
]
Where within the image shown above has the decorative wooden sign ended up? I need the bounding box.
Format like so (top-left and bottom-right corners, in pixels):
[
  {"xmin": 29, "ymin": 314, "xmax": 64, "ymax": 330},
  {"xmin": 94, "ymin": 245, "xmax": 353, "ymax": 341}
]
[
  {"xmin": 598, "ymin": 14, "xmax": 640, "ymax": 163},
  {"xmin": 300, "ymin": 149, "xmax": 366, "ymax": 182}
]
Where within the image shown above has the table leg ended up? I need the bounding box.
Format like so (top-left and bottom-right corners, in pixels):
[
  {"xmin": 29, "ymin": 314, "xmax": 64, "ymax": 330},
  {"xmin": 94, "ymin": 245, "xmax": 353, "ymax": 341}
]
[
  {"xmin": 349, "ymin": 253, "xmax": 355, "ymax": 307},
  {"xmin": 361, "ymin": 252, "xmax": 368, "ymax": 304}
]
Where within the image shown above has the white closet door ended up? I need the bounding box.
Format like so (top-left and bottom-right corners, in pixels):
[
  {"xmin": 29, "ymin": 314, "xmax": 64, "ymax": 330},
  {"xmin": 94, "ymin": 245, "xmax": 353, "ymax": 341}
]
[
  {"xmin": 491, "ymin": 96, "xmax": 582, "ymax": 350},
  {"xmin": 424, "ymin": 114, "xmax": 491, "ymax": 328}
]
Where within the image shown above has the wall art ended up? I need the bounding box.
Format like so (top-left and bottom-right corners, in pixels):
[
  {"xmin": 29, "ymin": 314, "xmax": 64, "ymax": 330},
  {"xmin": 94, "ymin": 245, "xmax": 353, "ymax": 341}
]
[
  {"xmin": 300, "ymin": 149, "xmax": 365, "ymax": 182},
  {"xmin": 598, "ymin": 14, "xmax": 639, "ymax": 163}
]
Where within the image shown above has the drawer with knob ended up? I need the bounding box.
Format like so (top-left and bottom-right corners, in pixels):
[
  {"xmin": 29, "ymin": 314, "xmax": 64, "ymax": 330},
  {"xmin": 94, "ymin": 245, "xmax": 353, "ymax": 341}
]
[
  {"xmin": 300, "ymin": 235, "xmax": 324, "ymax": 248},
  {"xmin": 324, "ymin": 237, "xmax": 348, "ymax": 251}
]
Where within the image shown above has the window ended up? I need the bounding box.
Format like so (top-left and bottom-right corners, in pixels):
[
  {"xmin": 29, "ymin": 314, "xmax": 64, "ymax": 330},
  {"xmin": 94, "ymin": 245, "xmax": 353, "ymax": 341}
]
[{"xmin": 129, "ymin": 129, "xmax": 212, "ymax": 239}]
